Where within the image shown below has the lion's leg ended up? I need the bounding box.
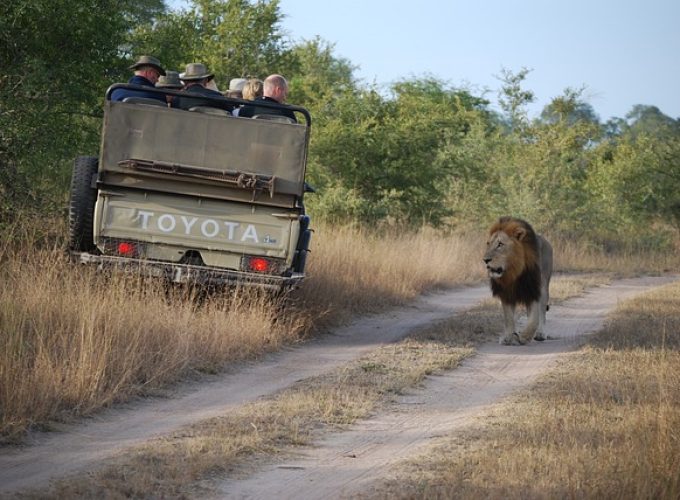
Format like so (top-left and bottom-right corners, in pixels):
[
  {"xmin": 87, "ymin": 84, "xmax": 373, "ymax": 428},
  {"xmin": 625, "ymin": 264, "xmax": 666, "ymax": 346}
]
[
  {"xmin": 500, "ymin": 302, "xmax": 517, "ymax": 345},
  {"xmin": 519, "ymin": 302, "xmax": 539, "ymax": 344},
  {"xmin": 534, "ymin": 278, "xmax": 550, "ymax": 340}
]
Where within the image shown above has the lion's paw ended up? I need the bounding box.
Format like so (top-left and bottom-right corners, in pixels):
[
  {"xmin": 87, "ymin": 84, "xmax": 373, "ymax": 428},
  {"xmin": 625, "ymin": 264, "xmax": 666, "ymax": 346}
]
[
  {"xmin": 534, "ymin": 333, "xmax": 546, "ymax": 341},
  {"xmin": 500, "ymin": 333, "xmax": 522, "ymax": 346}
]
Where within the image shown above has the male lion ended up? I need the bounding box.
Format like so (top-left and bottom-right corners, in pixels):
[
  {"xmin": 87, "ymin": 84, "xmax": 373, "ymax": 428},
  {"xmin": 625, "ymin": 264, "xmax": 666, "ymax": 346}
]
[{"xmin": 483, "ymin": 216, "xmax": 553, "ymax": 345}]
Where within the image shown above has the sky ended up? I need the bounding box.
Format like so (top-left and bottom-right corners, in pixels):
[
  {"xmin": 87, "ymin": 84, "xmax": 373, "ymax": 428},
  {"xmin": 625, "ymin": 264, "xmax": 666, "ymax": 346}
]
[{"xmin": 168, "ymin": 0, "xmax": 680, "ymax": 122}]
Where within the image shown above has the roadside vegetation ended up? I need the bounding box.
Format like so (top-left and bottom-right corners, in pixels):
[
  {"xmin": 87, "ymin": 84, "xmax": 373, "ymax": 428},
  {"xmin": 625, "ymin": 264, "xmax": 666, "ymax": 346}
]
[
  {"xmin": 0, "ymin": 218, "xmax": 487, "ymax": 442},
  {"xmin": 1, "ymin": 216, "xmax": 678, "ymax": 443}
]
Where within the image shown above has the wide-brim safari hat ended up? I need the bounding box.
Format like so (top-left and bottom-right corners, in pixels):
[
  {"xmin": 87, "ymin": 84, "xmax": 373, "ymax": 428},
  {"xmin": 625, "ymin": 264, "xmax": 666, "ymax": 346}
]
[
  {"xmin": 156, "ymin": 70, "xmax": 183, "ymax": 89},
  {"xmin": 179, "ymin": 63, "xmax": 214, "ymax": 82},
  {"xmin": 129, "ymin": 55, "xmax": 166, "ymax": 76},
  {"xmin": 229, "ymin": 78, "xmax": 248, "ymax": 92}
]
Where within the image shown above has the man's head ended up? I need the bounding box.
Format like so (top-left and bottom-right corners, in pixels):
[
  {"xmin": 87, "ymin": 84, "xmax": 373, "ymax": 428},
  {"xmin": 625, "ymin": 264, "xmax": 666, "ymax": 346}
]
[
  {"xmin": 263, "ymin": 74, "xmax": 289, "ymax": 103},
  {"xmin": 129, "ymin": 55, "xmax": 165, "ymax": 85},
  {"xmin": 179, "ymin": 63, "xmax": 215, "ymax": 88}
]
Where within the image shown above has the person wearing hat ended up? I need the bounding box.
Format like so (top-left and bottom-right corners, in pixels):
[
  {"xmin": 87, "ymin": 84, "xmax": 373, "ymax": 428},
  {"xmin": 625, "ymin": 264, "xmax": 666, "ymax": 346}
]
[
  {"xmin": 224, "ymin": 78, "xmax": 247, "ymax": 99},
  {"xmin": 155, "ymin": 70, "xmax": 183, "ymax": 106},
  {"xmin": 156, "ymin": 70, "xmax": 183, "ymax": 90},
  {"xmin": 173, "ymin": 63, "xmax": 232, "ymax": 111},
  {"xmin": 111, "ymin": 55, "xmax": 167, "ymax": 103}
]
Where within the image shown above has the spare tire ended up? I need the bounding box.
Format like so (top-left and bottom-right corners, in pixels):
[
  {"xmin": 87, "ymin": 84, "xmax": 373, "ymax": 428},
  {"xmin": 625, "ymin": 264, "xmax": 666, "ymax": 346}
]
[{"xmin": 68, "ymin": 156, "xmax": 98, "ymax": 252}]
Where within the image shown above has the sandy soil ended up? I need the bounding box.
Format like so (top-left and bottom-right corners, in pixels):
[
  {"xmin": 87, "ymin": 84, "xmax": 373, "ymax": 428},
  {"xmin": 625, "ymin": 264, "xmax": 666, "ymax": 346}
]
[
  {"xmin": 0, "ymin": 276, "xmax": 676, "ymax": 497},
  {"xmin": 217, "ymin": 276, "xmax": 678, "ymax": 499}
]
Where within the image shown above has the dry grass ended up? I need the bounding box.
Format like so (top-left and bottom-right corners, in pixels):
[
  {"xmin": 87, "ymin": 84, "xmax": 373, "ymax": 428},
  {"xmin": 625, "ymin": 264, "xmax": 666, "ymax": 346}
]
[
  {"xmin": 552, "ymin": 234, "xmax": 679, "ymax": 275},
  {"xmin": 0, "ymin": 220, "xmax": 484, "ymax": 442},
  {"xmin": 29, "ymin": 331, "xmax": 478, "ymax": 498},
  {"xmin": 375, "ymin": 281, "xmax": 680, "ymax": 500},
  {"xmin": 293, "ymin": 223, "xmax": 486, "ymax": 325},
  {"xmin": 18, "ymin": 276, "xmax": 599, "ymax": 498},
  {"xmin": 1, "ymin": 214, "xmax": 678, "ymax": 452}
]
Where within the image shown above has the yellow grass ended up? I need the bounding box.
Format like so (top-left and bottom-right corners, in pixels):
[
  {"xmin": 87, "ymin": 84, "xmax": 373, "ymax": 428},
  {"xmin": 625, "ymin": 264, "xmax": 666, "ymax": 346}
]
[
  {"xmin": 1, "ymin": 216, "xmax": 678, "ymax": 445},
  {"xmin": 294, "ymin": 223, "xmax": 486, "ymax": 324},
  {"xmin": 0, "ymin": 220, "xmax": 483, "ymax": 441}
]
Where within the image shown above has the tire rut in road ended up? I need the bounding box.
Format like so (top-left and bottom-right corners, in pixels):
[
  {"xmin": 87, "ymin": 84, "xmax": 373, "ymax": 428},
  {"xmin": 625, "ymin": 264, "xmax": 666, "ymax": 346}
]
[
  {"xmin": 0, "ymin": 285, "xmax": 490, "ymax": 495},
  {"xmin": 215, "ymin": 276, "xmax": 678, "ymax": 500}
]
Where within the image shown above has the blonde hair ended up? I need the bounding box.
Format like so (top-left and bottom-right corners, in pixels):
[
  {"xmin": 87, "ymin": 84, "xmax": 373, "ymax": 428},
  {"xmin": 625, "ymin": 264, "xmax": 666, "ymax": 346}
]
[{"xmin": 242, "ymin": 78, "xmax": 264, "ymax": 100}]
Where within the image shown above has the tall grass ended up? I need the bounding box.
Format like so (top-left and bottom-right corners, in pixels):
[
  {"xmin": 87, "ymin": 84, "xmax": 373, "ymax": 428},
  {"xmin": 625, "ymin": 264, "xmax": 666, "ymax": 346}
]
[
  {"xmin": 1, "ymin": 216, "xmax": 678, "ymax": 443},
  {"xmin": 0, "ymin": 219, "xmax": 483, "ymax": 442},
  {"xmin": 0, "ymin": 246, "xmax": 303, "ymax": 442},
  {"xmin": 294, "ymin": 223, "xmax": 486, "ymax": 324}
]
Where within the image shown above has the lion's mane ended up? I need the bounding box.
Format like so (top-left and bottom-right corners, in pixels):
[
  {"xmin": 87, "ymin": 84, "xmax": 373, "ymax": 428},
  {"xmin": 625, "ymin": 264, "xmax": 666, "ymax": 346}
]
[{"xmin": 488, "ymin": 217, "xmax": 541, "ymax": 307}]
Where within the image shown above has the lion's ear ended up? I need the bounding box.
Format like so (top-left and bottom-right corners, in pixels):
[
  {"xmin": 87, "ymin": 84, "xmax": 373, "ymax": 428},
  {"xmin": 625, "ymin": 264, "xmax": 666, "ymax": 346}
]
[{"xmin": 514, "ymin": 227, "xmax": 527, "ymax": 241}]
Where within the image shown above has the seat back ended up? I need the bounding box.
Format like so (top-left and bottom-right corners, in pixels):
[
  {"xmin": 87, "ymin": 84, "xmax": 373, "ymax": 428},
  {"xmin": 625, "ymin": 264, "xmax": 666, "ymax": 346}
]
[
  {"xmin": 189, "ymin": 106, "xmax": 233, "ymax": 117},
  {"xmin": 122, "ymin": 97, "xmax": 167, "ymax": 107}
]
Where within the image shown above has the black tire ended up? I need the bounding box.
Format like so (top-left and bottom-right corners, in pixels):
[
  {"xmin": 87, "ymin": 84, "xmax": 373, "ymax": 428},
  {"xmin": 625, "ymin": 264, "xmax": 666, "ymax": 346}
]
[{"xmin": 68, "ymin": 156, "xmax": 99, "ymax": 252}]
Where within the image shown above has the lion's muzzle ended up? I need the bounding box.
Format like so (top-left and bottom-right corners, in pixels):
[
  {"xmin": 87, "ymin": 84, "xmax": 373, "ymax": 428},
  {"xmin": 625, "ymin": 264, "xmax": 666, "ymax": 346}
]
[{"xmin": 485, "ymin": 263, "xmax": 504, "ymax": 279}]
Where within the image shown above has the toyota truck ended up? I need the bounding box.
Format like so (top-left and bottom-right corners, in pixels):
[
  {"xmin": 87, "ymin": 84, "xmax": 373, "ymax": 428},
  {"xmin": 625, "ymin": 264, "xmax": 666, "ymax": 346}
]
[{"xmin": 68, "ymin": 83, "xmax": 313, "ymax": 292}]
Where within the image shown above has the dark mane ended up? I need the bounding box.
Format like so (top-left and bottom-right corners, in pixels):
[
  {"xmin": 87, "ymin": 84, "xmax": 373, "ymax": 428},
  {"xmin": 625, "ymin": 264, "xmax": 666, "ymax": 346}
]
[
  {"xmin": 490, "ymin": 263, "xmax": 541, "ymax": 306},
  {"xmin": 489, "ymin": 216, "xmax": 541, "ymax": 306}
]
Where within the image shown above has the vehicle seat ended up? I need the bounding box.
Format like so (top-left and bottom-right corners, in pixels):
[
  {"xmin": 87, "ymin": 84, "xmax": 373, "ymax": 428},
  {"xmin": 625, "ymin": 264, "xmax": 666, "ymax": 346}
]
[
  {"xmin": 252, "ymin": 114, "xmax": 296, "ymax": 124},
  {"xmin": 122, "ymin": 97, "xmax": 167, "ymax": 107},
  {"xmin": 189, "ymin": 106, "xmax": 232, "ymax": 117}
]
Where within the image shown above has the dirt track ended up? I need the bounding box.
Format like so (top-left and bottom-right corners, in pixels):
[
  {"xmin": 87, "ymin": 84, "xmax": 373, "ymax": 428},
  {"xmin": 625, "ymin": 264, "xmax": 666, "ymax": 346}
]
[{"xmin": 0, "ymin": 276, "xmax": 677, "ymax": 497}]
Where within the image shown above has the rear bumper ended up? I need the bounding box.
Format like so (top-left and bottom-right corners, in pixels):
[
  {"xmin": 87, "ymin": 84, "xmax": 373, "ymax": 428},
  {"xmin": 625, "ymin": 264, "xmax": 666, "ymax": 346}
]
[{"xmin": 70, "ymin": 252, "xmax": 304, "ymax": 291}]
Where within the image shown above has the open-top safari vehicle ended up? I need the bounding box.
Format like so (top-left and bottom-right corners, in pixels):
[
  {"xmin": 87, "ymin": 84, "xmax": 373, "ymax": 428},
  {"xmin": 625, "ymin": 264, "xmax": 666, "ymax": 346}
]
[{"xmin": 68, "ymin": 83, "xmax": 313, "ymax": 292}]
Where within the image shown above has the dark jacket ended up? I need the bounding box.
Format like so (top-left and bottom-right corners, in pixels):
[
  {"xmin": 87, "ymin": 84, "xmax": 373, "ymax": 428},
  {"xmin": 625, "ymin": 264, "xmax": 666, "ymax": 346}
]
[
  {"xmin": 110, "ymin": 75, "xmax": 166, "ymax": 103},
  {"xmin": 173, "ymin": 84, "xmax": 233, "ymax": 111},
  {"xmin": 237, "ymin": 96, "xmax": 297, "ymax": 122}
]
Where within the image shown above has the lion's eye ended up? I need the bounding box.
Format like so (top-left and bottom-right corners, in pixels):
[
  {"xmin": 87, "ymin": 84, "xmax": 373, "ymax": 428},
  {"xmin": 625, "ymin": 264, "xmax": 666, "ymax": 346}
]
[{"xmin": 497, "ymin": 241, "xmax": 504, "ymax": 248}]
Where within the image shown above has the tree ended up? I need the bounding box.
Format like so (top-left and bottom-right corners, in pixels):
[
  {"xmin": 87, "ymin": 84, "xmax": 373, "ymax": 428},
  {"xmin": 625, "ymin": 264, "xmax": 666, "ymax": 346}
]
[
  {"xmin": 496, "ymin": 67, "xmax": 535, "ymax": 134},
  {"xmin": 0, "ymin": 0, "xmax": 162, "ymax": 220},
  {"xmin": 539, "ymin": 87, "xmax": 600, "ymax": 126},
  {"xmin": 129, "ymin": 0, "xmax": 294, "ymax": 90},
  {"xmin": 287, "ymin": 37, "xmax": 357, "ymax": 110}
]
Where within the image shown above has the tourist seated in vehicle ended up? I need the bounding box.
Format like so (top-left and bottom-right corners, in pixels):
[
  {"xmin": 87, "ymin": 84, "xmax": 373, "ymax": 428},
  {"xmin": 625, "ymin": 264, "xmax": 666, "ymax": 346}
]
[
  {"xmin": 110, "ymin": 55, "xmax": 167, "ymax": 103},
  {"xmin": 172, "ymin": 63, "xmax": 233, "ymax": 112},
  {"xmin": 155, "ymin": 70, "xmax": 183, "ymax": 106},
  {"xmin": 242, "ymin": 78, "xmax": 264, "ymax": 101},
  {"xmin": 237, "ymin": 74, "xmax": 296, "ymax": 122},
  {"xmin": 232, "ymin": 78, "xmax": 263, "ymax": 116},
  {"xmin": 224, "ymin": 78, "xmax": 248, "ymax": 99}
]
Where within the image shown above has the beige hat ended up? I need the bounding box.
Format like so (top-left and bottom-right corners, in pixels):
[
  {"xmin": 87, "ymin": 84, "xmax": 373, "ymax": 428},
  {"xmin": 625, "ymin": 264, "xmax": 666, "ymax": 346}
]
[
  {"xmin": 129, "ymin": 55, "xmax": 165, "ymax": 76},
  {"xmin": 229, "ymin": 78, "xmax": 248, "ymax": 92},
  {"xmin": 156, "ymin": 70, "xmax": 183, "ymax": 89},
  {"xmin": 179, "ymin": 63, "xmax": 214, "ymax": 81}
]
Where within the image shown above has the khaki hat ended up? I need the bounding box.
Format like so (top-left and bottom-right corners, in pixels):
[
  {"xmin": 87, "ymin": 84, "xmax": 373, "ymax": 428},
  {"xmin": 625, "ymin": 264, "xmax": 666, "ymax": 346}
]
[
  {"xmin": 129, "ymin": 55, "xmax": 165, "ymax": 75},
  {"xmin": 156, "ymin": 70, "xmax": 183, "ymax": 89},
  {"xmin": 179, "ymin": 63, "xmax": 214, "ymax": 82},
  {"xmin": 229, "ymin": 78, "xmax": 248, "ymax": 92}
]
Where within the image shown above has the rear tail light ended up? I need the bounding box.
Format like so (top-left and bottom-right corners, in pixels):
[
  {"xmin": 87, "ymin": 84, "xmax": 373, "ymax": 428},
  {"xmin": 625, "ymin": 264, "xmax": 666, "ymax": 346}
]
[
  {"xmin": 102, "ymin": 238, "xmax": 142, "ymax": 258},
  {"xmin": 241, "ymin": 256, "xmax": 284, "ymax": 274},
  {"xmin": 117, "ymin": 241, "xmax": 137, "ymax": 257}
]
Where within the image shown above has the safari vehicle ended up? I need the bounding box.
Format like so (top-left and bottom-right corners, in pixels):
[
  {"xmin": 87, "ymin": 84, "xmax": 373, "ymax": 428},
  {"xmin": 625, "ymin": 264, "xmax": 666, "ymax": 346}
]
[{"xmin": 68, "ymin": 83, "xmax": 313, "ymax": 291}]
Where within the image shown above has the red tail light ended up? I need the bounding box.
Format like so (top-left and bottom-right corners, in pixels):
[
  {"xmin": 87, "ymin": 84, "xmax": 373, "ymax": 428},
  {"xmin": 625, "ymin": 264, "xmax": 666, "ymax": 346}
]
[
  {"xmin": 117, "ymin": 241, "xmax": 137, "ymax": 257},
  {"xmin": 248, "ymin": 257, "xmax": 270, "ymax": 273}
]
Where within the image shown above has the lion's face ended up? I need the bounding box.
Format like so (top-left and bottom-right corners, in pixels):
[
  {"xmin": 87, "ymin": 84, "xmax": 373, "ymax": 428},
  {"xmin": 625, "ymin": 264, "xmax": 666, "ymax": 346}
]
[{"xmin": 483, "ymin": 230, "xmax": 526, "ymax": 280}]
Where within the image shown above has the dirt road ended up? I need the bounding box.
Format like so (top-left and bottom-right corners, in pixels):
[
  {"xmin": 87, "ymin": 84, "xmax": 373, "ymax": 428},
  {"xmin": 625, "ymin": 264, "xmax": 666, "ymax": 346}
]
[{"xmin": 0, "ymin": 276, "xmax": 676, "ymax": 497}]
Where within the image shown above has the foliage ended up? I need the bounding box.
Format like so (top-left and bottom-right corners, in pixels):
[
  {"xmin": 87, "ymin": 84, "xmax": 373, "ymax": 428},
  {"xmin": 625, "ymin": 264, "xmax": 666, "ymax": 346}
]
[
  {"xmin": 129, "ymin": 0, "xmax": 294, "ymax": 91},
  {"xmin": 0, "ymin": 0, "xmax": 155, "ymax": 220},
  {"xmin": 1, "ymin": 0, "xmax": 679, "ymax": 248}
]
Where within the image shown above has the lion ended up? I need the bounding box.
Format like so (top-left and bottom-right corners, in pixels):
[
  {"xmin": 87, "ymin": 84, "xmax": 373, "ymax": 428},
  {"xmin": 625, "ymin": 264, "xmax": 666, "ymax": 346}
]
[{"xmin": 483, "ymin": 216, "xmax": 553, "ymax": 345}]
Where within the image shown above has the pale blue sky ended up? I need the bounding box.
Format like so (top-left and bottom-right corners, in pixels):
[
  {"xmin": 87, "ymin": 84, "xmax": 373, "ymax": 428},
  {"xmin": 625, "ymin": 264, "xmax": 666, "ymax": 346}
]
[{"xmin": 168, "ymin": 0, "xmax": 680, "ymax": 121}]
